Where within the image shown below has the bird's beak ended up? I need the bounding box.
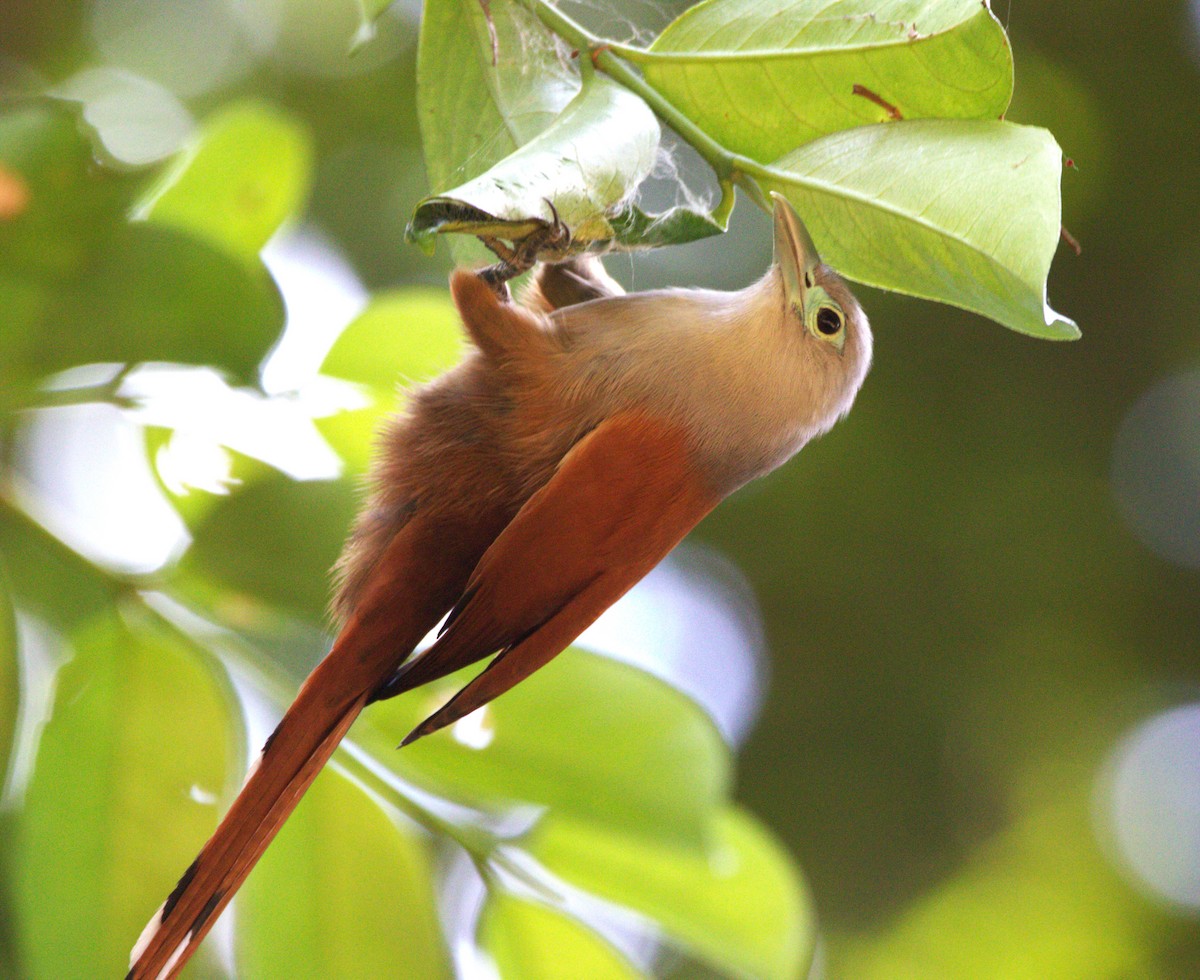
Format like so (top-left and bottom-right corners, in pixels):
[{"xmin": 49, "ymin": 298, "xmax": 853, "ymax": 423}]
[{"xmin": 771, "ymin": 192, "xmax": 821, "ymax": 315}]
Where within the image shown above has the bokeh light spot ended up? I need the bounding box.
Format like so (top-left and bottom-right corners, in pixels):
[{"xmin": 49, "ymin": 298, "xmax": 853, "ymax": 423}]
[
  {"xmin": 1099, "ymin": 703, "xmax": 1200, "ymax": 912},
  {"xmin": 1111, "ymin": 370, "xmax": 1200, "ymax": 568}
]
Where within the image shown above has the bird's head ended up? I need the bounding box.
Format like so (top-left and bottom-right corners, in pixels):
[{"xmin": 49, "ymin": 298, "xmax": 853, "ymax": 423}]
[{"xmin": 770, "ymin": 192, "xmax": 873, "ymax": 431}]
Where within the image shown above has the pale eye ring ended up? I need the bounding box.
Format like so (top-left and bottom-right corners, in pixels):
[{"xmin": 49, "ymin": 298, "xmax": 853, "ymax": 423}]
[{"xmin": 815, "ymin": 306, "xmax": 844, "ymax": 336}]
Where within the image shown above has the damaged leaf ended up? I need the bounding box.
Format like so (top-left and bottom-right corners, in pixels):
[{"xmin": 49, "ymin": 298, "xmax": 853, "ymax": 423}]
[{"xmin": 411, "ymin": 75, "xmax": 670, "ymax": 256}]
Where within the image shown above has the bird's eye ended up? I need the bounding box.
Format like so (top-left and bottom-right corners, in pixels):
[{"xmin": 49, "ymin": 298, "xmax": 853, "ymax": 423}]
[{"xmin": 815, "ymin": 306, "xmax": 844, "ymax": 336}]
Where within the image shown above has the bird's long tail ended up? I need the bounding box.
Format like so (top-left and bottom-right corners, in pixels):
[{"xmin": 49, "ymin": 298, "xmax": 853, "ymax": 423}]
[
  {"xmin": 126, "ymin": 647, "xmax": 369, "ymax": 980},
  {"xmin": 127, "ymin": 506, "xmax": 487, "ymax": 980}
]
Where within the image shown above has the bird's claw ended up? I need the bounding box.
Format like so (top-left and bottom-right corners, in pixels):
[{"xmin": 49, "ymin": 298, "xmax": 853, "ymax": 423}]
[{"xmin": 476, "ymin": 200, "xmax": 571, "ymax": 299}]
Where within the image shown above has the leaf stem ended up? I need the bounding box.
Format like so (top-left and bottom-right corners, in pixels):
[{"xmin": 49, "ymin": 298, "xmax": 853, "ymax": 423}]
[{"xmin": 517, "ymin": 0, "xmax": 772, "ymax": 213}]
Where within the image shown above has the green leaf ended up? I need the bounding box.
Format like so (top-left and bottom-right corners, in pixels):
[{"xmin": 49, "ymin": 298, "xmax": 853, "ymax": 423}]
[
  {"xmin": 759, "ymin": 119, "xmax": 1078, "ymax": 339},
  {"xmin": 183, "ymin": 475, "xmax": 357, "ymax": 625},
  {"xmin": 418, "ymin": 0, "xmax": 580, "ymax": 194},
  {"xmin": 479, "ymin": 894, "xmax": 643, "ymax": 980},
  {"xmin": 0, "ymin": 101, "xmax": 131, "ymax": 275},
  {"xmin": 365, "ymin": 648, "xmax": 731, "ymax": 848},
  {"xmin": 607, "ymin": 195, "xmax": 731, "ymax": 250},
  {"xmin": 0, "ymin": 500, "xmax": 116, "ymax": 632},
  {"xmin": 647, "ymin": 0, "xmax": 1013, "ymax": 162},
  {"xmin": 0, "ymin": 101, "xmax": 285, "ymax": 390},
  {"xmin": 356, "ymin": 0, "xmax": 398, "ymax": 34},
  {"xmin": 318, "ymin": 288, "xmax": 465, "ymax": 472},
  {"xmin": 322, "ymin": 288, "xmax": 464, "ymax": 391},
  {"xmin": 530, "ymin": 807, "xmax": 814, "ymax": 980},
  {"xmin": 38, "ymin": 223, "xmax": 286, "ymax": 382},
  {"xmin": 139, "ymin": 101, "xmax": 314, "ymax": 262},
  {"xmin": 410, "ymin": 74, "xmax": 661, "ymax": 253},
  {"xmin": 10, "ymin": 612, "xmax": 240, "ymax": 979},
  {"xmin": 411, "ymin": 69, "xmax": 730, "ymax": 255},
  {"xmin": 238, "ymin": 766, "xmax": 450, "ymax": 979},
  {"xmin": 416, "ymin": 0, "xmax": 581, "ymax": 262}
]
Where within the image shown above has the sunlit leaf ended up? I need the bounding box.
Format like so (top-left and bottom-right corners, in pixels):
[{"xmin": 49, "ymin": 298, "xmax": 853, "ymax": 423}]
[
  {"xmin": 530, "ymin": 807, "xmax": 814, "ymax": 980},
  {"xmin": 365, "ymin": 648, "xmax": 731, "ymax": 848},
  {"xmin": 11, "ymin": 611, "xmax": 240, "ymax": 979},
  {"xmin": 238, "ymin": 766, "xmax": 450, "ymax": 979},
  {"xmin": 480, "ymin": 894, "xmax": 643, "ymax": 980},
  {"xmin": 647, "ymin": 0, "xmax": 1013, "ymax": 162},
  {"xmin": 759, "ymin": 119, "xmax": 1078, "ymax": 339},
  {"xmin": 139, "ymin": 101, "xmax": 314, "ymax": 262},
  {"xmin": 0, "ymin": 101, "xmax": 285, "ymax": 389},
  {"xmin": 318, "ymin": 288, "xmax": 464, "ymax": 471},
  {"xmin": 322, "ymin": 288, "xmax": 464, "ymax": 391},
  {"xmin": 416, "ymin": 0, "xmax": 580, "ymax": 262},
  {"xmin": 183, "ymin": 475, "xmax": 356, "ymax": 624}
]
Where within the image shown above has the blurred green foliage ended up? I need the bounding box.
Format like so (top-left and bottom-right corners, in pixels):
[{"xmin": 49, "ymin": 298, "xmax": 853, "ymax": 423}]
[{"xmin": 0, "ymin": 0, "xmax": 1198, "ymax": 978}]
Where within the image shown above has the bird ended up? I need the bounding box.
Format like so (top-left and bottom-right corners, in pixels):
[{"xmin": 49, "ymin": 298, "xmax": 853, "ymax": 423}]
[{"xmin": 127, "ymin": 192, "xmax": 872, "ymax": 979}]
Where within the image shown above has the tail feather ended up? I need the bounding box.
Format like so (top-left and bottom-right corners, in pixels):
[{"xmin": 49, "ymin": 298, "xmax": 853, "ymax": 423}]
[{"xmin": 128, "ymin": 674, "xmax": 367, "ymax": 980}]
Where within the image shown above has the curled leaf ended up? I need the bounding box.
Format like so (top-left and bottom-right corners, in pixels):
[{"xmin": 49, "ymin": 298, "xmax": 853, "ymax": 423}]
[{"xmin": 409, "ymin": 75, "xmax": 661, "ymax": 255}]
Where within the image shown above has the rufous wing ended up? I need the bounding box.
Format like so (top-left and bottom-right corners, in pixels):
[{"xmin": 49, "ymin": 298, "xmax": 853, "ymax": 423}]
[{"xmin": 376, "ymin": 411, "xmax": 721, "ymax": 742}]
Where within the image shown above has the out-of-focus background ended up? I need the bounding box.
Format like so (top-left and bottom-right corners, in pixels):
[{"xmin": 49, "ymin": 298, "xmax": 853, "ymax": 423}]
[{"xmin": 1, "ymin": 0, "xmax": 1199, "ymax": 976}]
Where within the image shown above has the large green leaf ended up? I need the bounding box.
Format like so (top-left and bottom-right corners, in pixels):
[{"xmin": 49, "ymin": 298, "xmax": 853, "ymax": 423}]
[
  {"xmin": 10, "ymin": 612, "xmax": 240, "ymax": 979},
  {"xmin": 138, "ymin": 101, "xmax": 313, "ymax": 263},
  {"xmin": 34, "ymin": 223, "xmax": 286, "ymax": 381},
  {"xmin": 409, "ymin": 75, "xmax": 660, "ymax": 252},
  {"xmin": 0, "ymin": 101, "xmax": 285, "ymax": 391},
  {"xmin": 364, "ymin": 647, "xmax": 731, "ymax": 848},
  {"xmin": 417, "ymin": 0, "xmax": 579, "ymax": 264},
  {"xmin": 321, "ymin": 288, "xmax": 464, "ymax": 392},
  {"xmin": 647, "ymin": 0, "xmax": 1012, "ymax": 162},
  {"xmin": 479, "ymin": 894, "xmax": 643, "ymax": 980},
  {"xmin": 183, "ymin": 475, "xmax": 357, "ymax": 625},
  {"xmin": 759, "ymin": 119, "xmax": 1077, "ymax": 339},
  {"xmin": 238, "ymin": 766, "xmax": 450, "ymax": 979},
  {"xmin": 317, "ymin": 288, "xmax": 465, "ymax": 472},
  {"xmin": 417, "ymin": 0, "xmax": 579, "ymax": 191},
  {"xmin": 529, "ymin": 807, "xmax": 814, "ymax": 980},
  {"xmin": 0, "ymin": 500, "xmax": 117, "ymax": 632}
]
